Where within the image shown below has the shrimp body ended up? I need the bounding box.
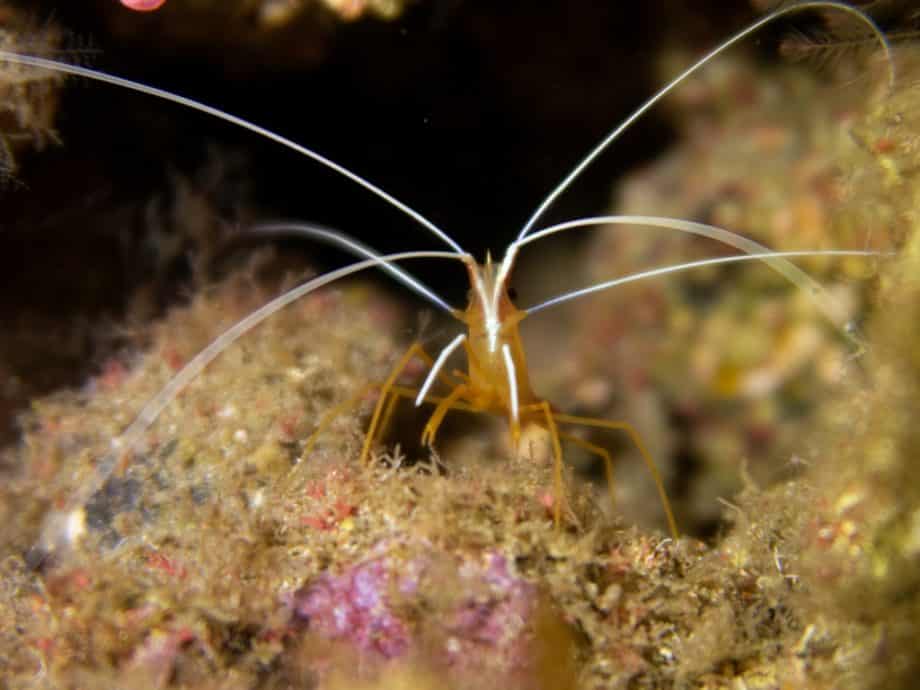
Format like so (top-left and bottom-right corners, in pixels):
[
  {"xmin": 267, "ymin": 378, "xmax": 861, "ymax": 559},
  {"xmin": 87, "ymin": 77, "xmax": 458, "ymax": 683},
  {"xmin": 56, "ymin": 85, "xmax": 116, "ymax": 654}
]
[
  {"xmin": 453, "ymin": 255, "xmax": 534, "ymax": 430},
  {"xmin": 393, "ymin": 251, "xmax": 638, "ymax": 530}
]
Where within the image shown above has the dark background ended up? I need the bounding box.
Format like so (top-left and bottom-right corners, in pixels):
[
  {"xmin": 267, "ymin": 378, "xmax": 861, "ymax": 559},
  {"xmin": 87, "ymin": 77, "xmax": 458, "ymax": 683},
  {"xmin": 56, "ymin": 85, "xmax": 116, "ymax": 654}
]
[{"xmin": 0, "ymin": 0, "xmax": 813, "ymax": 439}]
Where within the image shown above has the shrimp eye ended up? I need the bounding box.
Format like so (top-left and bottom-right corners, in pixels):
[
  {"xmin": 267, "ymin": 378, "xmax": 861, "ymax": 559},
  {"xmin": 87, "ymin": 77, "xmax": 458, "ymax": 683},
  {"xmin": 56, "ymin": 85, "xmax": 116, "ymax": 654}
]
[{"xmin": 507, "ymin": 286, "xmax": 518, "ymax": 301}]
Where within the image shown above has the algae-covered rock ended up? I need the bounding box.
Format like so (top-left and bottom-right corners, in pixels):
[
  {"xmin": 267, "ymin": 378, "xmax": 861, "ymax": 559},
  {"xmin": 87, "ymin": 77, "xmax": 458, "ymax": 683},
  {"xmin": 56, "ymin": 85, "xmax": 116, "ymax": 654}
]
[
  {"xmin": 2, "ymin": 7, "xmax": 920, "ymax": 690},
  {"xmin": 791, "ymin": 51, "xmax": 920, "ymax": 689},
  {"xmin": 561, "ymin": 47, "xmax": 895, "ymax": 535},
  {"xmin": 0, "ymin": 6, "xmax": 62, "ymax": 177}
]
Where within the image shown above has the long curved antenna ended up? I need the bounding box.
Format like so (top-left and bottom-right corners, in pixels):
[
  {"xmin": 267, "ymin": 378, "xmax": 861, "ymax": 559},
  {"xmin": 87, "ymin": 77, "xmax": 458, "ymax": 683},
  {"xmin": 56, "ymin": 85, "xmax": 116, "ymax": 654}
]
[
  {"xmin": 515, "ymin": 1, "xmax": 894, "ymax": 241},
  {"xmin": 526, "ymin": 249, "xmax": 884, "ymax": 315},
  {"xmin": 39, "ymin": 249, "xmax": 468, "ymax": 554},
  {"xmin": 247, "ymin": 221, "xmax": 456, "ymax": 313},
  {"xmin": 512, "ymin": 215, "xmax": 872, "ymax": 336},
  {"xmin": 0, "ymin": 50, "xmax": 466, "ymax": 255}
]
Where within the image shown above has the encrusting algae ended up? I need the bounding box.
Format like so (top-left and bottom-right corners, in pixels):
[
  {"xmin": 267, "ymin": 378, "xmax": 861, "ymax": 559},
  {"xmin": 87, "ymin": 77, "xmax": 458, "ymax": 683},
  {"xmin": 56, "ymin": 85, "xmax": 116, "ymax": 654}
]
[
  {"xmin": 0, "ymin": 5, "xmax": 61, "ymax": 179},
  {"xmin": 558, "ymin": 46, "xmax": 898, "ymax": 537},
  {"xmin": 3, "ymin": 10, "xmax": 920, "ymax": 690}
]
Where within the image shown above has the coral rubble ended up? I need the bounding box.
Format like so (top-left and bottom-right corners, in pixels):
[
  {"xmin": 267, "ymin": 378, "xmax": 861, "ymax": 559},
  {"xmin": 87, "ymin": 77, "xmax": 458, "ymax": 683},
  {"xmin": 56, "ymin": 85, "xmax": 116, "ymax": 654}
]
[{"xmin": 562, "ymin": 48, "xmax": 896, "ymax": 535}]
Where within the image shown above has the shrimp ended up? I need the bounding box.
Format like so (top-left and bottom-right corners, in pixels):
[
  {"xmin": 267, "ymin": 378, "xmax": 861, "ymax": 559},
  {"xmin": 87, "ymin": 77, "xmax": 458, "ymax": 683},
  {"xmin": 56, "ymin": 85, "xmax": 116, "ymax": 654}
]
[{"xmin": 0, "ymin": 1, "xmax": 893, "ymax": 553}]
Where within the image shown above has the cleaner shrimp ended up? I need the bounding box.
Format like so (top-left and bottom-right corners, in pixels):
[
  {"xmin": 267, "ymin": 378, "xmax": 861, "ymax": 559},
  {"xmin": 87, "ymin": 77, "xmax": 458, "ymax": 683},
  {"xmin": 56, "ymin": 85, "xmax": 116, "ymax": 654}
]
[{"xmin": 1, "ymin": 1, "xmax": 894, "ymax": 555}]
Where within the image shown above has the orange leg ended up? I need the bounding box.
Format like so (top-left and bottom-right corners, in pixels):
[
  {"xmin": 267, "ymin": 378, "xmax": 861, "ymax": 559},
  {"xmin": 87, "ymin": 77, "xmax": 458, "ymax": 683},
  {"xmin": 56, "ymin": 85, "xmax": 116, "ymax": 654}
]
[
  {"xmin": 301, "ymin": 341, "xmax": 450, "ymax": 465},
  {"xmin": 375, "ymin": 350, "xmax": 474, "ymax": 452},
  {"xmin": 377, "ymin": 386, "xmax": 482, "ymax": 454},
  {"xmin": 388, "ymin": 384, "xmax": 479, "ymax": 415},
  {"xmin": 302, "ymin": 381, "xmax": 423, "ymax": 463},
  {"xmin": 305, "ymin": 378, "xmax": 476, "ymax": 461},
  {"xmin": 377, "ymin": 388, "xmax": 402, "ymax": 441},
  {"xmin": 360, "ymin": 342, "xmax": 450, "ymax": 466},
  {"xmin": 378, "ymin": 383, "xmax": 481, "ymax": 442},
  {"xmin": 553, "ymin": 412, "xmax": 679, "ymax": 539},
  {"xmin": 520, "ymin": 401, "xmax": 567, "ymax": 527},
  {"xmin": 557, "ymin": 431, "xmax": 616, "ymax": 515},
  {"xmin": 451, "ymin": 369, "xmax": 471, "ymax": 383},
  {"xmin": 420, "ymin": 384, "xmax": 470, "ymax": 448},
  {"xmin": 301, "ymin": 382, "xmax": 378, "ymax": 460}
]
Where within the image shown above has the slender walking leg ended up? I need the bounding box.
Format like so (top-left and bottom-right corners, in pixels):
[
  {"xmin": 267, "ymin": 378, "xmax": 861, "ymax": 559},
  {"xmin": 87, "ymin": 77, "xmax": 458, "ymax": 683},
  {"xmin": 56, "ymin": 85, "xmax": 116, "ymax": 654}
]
[
  {"xmin": 420, "ymin": 384, "xmax": 469, "ymax": 448},
  {"xmin": 359, "ymin": 342, "xmax": 451, "ymax": 466},
  {"xmin": 303, "ymin": 342, "xmax": 451, "ymax": 464},
  {"xmin": 388, "ymin": 384, "xmax": 478, "ymax": 414},
  {"xmin": 375, "ymin": 382, "xmax": 481, "ymax": 442},
  {"xmin": 301, "ymin": 382, "xmax": 379, "ymax": 459},
  {"xmin": 553, "ymin": 413, "xmax": 679, "ymax": 539},
  {"xmin": 374, "ymin": 382, "xmax": 482, "ymax": 456},
  {"xmin": 377, "ymin": 390, "xmax": 403, "ymax": 442},
  {"xmin": 557, "ymin": 431, "xmax": 617, "ymax": 513},
  {"xmin": 519, "ymin": 401, "xmax": 567, "ymax": 527}
]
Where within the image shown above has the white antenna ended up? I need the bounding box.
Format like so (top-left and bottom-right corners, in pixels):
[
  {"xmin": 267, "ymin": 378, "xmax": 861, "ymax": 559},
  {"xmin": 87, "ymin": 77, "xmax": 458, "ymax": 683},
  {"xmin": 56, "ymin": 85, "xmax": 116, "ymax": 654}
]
[
  {"xmin": 38, "ymin": 249, "xmax": 469, "ymax": 555},
  {"xmin": 526, "ymin": 249, "xmax": 887, "ymax": 314},
  {"xmin": 515, "ymin": 1, "xmax": 894, "ymax": 241},
  {"xmin": 0, "ymin": 50, "xmax": 467, "ymax": 255},
  {"xmin": 514, "ymin": 214, "xmax": 881, "ymax": 338},
  {"xmin": 248, "ymin": 222, "xmax": 456, "ymax": 313}
]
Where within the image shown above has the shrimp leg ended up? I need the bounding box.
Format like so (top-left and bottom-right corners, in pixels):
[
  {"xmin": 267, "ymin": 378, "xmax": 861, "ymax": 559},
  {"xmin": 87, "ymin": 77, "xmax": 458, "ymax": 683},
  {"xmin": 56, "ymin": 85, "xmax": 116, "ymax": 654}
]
[{"xmin": 553, "ymin": 412, "xmax": 679, "ymax": 539}]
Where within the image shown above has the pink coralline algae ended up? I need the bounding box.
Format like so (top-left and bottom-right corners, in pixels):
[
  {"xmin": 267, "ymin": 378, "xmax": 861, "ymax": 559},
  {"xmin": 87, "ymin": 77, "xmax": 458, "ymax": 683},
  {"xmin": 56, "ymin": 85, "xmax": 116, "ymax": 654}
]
[
  {"xmin": 291, "ymin": 557, "xmax": 414, "ymax": 659},
  {"xmin": 445, "ymin": 553, "xmax": 536, "ymax": 666},
  {"xmin": 289, "ymin": 550, "xmax": 538, "ymax": 667}
]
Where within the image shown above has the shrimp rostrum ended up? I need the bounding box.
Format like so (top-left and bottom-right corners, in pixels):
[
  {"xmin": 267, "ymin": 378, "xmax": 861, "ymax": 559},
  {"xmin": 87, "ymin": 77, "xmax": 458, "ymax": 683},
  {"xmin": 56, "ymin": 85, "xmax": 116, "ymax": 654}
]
[{"xmin": 6, "ymin": 1, "xmax": 894, "ymax": 550}]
